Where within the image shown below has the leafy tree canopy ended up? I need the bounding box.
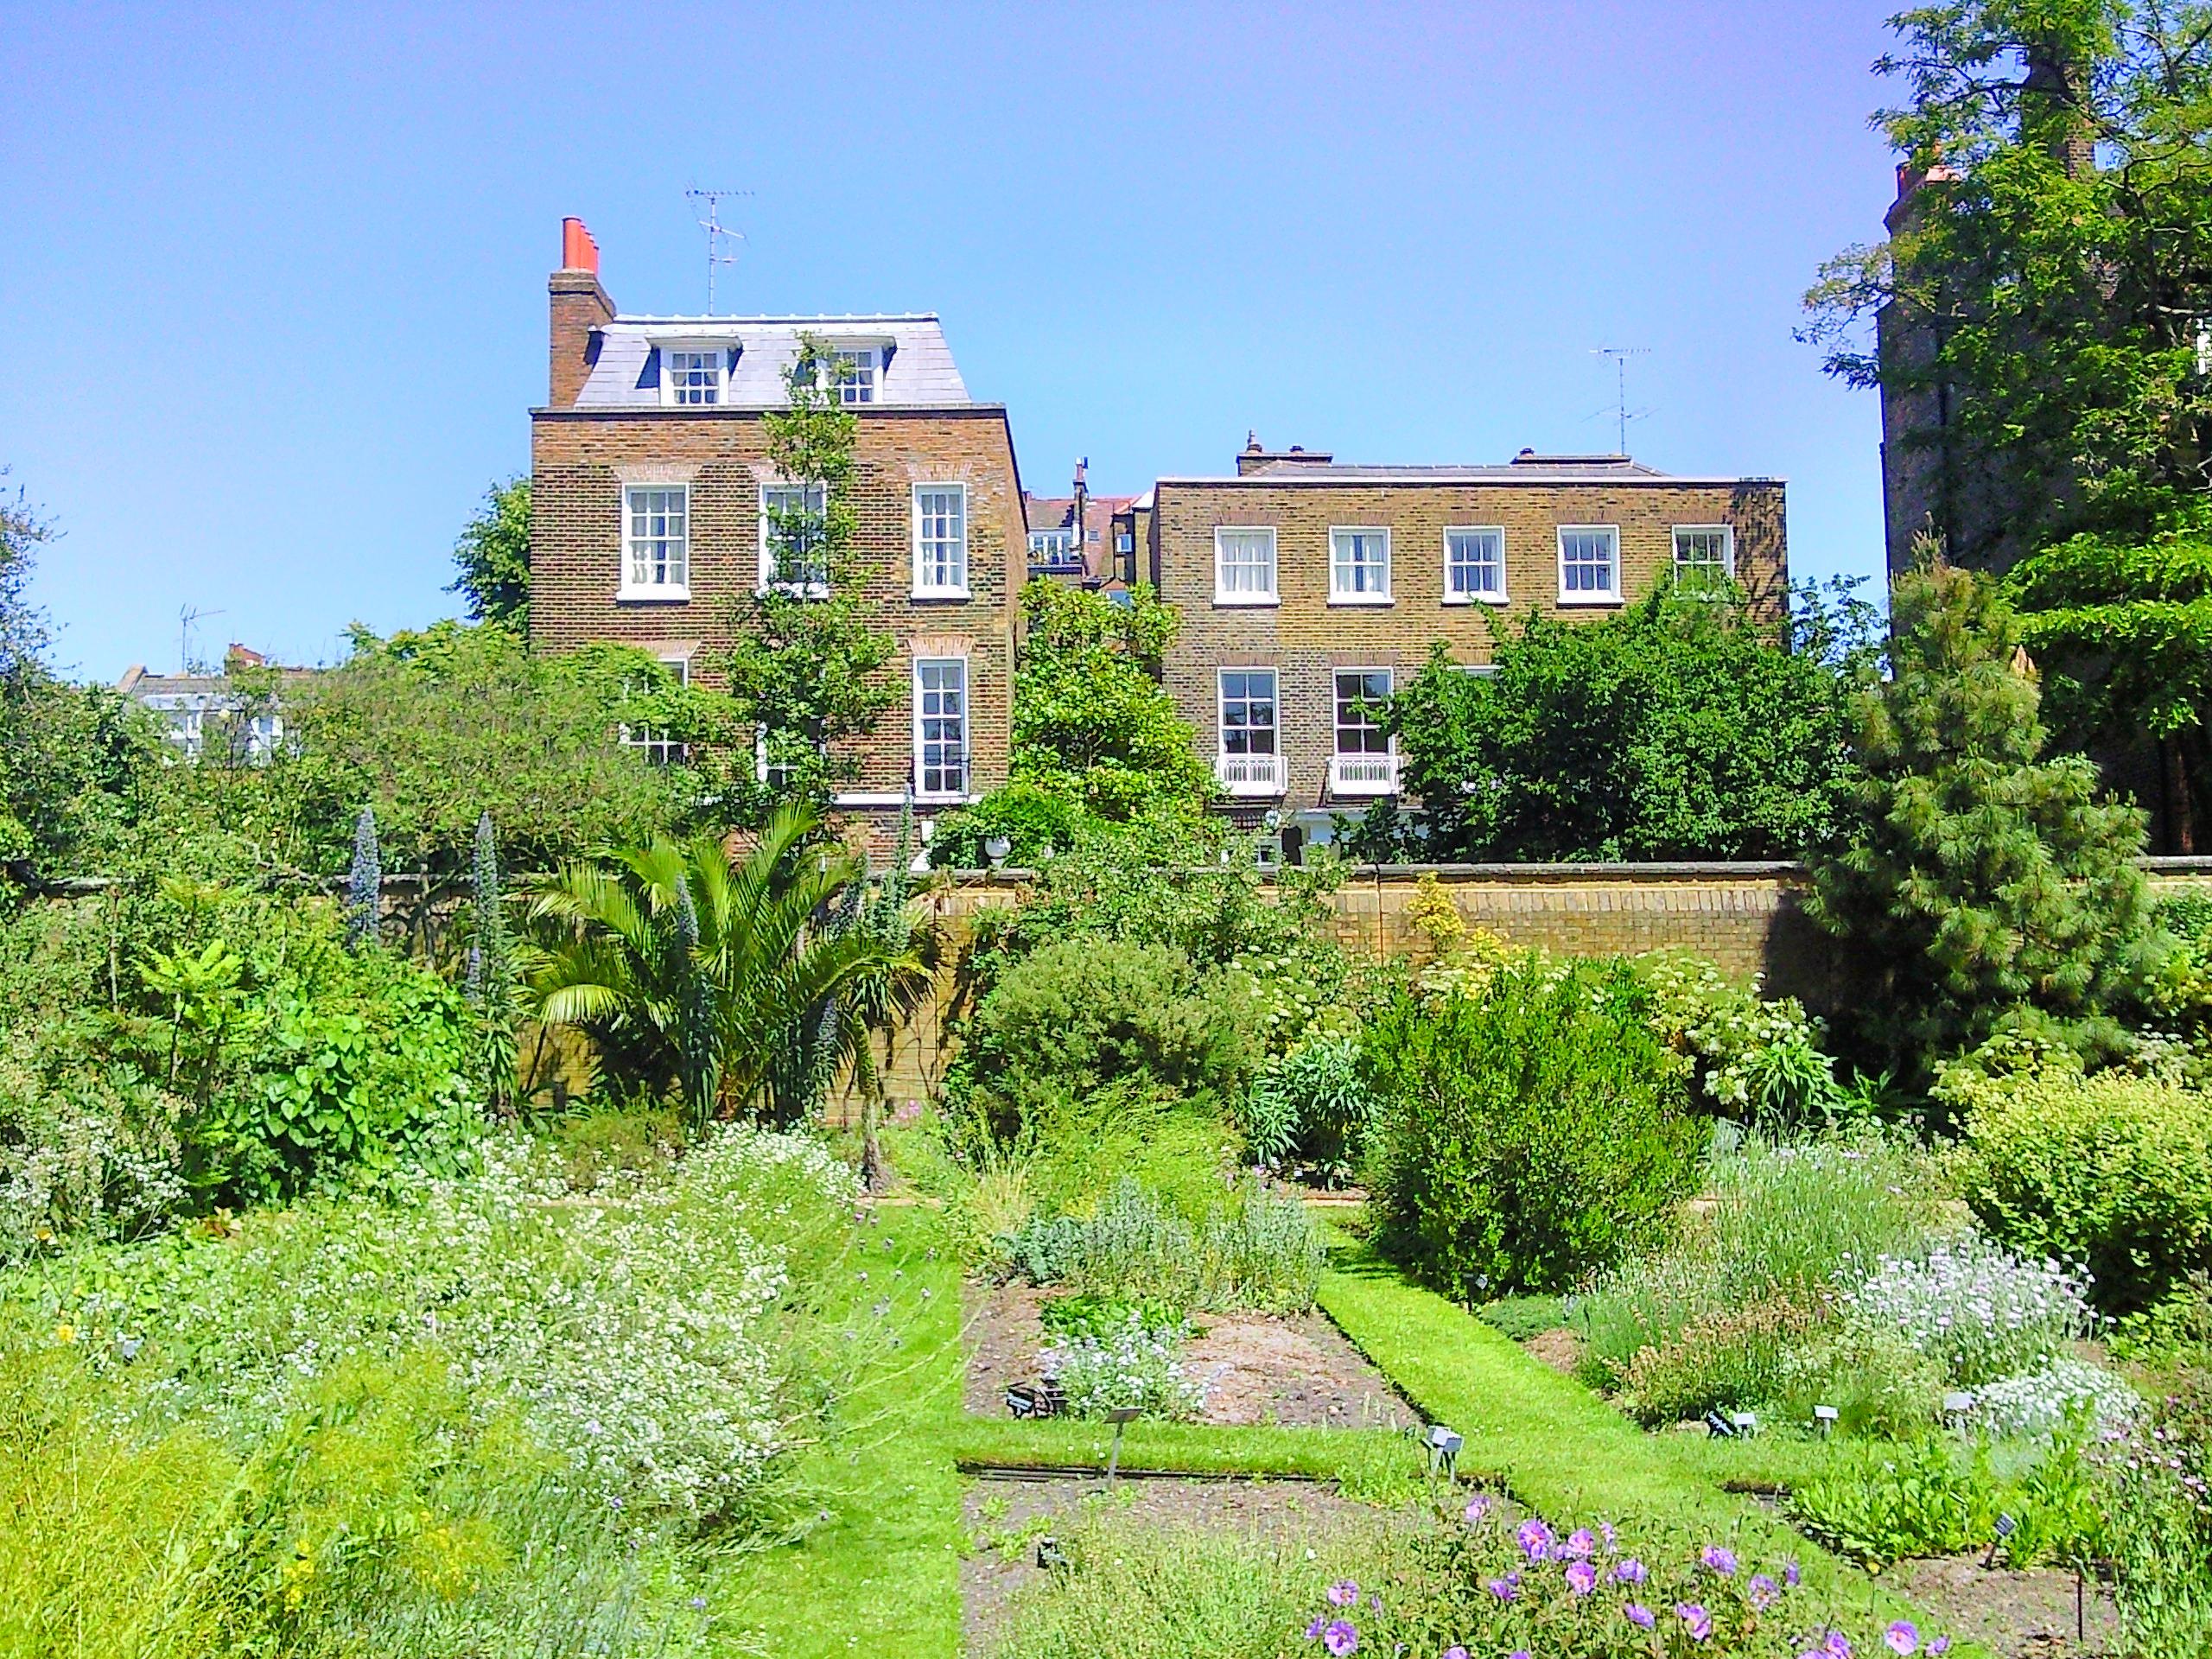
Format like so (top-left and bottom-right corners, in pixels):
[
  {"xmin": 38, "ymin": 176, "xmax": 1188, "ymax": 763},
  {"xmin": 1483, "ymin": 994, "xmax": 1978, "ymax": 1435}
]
[
  {"xmin": 448, "ymin": 476, "xmax": 531, "ymax": 632},
  {"xmin": 1391, "ymin": 585, "xmax": 1874, "ymax": 861},
  {"xmin": 1803, "ymin": 0, "xmax": 2212, "ymax": 563},
  {"xmin": 1808, "ymin": 553, "xmax": 2165, "ymax": 1083}
]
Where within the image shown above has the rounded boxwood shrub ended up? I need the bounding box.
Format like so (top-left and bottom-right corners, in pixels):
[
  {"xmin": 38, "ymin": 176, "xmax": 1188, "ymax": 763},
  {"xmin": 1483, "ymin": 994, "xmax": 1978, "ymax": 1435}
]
[
  {"xmin": 1939, "ymin": 1054, "xmax": 2212, "ymax": 1315},
  {"xmin": 1363, "ymin": 957, "xmax": 1702, "ymax": 1298}
]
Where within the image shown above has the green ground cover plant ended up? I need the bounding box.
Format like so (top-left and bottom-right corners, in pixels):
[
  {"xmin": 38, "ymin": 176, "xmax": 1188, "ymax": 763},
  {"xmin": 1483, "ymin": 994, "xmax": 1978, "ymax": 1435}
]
[{"xmin": 1363, "ymin": 958, "xmax": 1703, "ymax": 1297}]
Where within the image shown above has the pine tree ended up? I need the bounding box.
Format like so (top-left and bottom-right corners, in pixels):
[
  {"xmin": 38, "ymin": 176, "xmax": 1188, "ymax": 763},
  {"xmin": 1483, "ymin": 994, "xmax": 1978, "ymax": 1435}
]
[
  {"xmin": 346, "ymin": 804, "xmax": 381, "ymax": 951},
  {"xmin": 1808, "ymin": 550, "xmax": 2164, "ymax": 1086}
]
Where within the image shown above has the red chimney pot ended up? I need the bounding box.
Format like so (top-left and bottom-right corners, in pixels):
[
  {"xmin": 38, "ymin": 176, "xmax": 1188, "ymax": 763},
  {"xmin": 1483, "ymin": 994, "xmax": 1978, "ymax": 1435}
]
[{"xmin": 561, "ymin": 216, "xmax": 600, "ymax": 274}]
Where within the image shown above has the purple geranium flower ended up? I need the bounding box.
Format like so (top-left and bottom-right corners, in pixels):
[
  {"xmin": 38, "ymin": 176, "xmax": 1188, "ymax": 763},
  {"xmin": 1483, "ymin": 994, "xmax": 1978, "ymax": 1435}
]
[
  {"xmin": 1821, "ymin": 1634, "xmax": 1853, "ymax": 1659},
  {"xmin": 1624, "ymin": 1603, "xmax": 1656, "ymax": 1630},
  {"xmin": 1561, "ymin": 1527, "xmax": 1597, "ymax": 1560},
  {"xmin": 1564, "ymin": 1560, "xmax": 1599, "ymax": 1596},
  {"xmin": 1599, "ymin": 1519, "xmax": 1618, "ymax": 1552},
  {"xmin": 1928, "ymin": 1642, "xmax": 1950, "ymax": 1656},
  {"xmin": 1485, "ymin": 1574, "xmax": 1521, "ymax": 1603},
  {"xmin": 1783, "ymin": 1560, "xmax": 1802, "ymax": 1588},
  {"xmin": 1516, "ymin": 1519, "xmax": 1554, "ymax": 1561},
  {"xmin": 1322, "ymin": 1620, "xmax": 1358, "ymax": 1657},
  {"xmin": 1700, "ymin": 1544, "xmax": 1738, "ymax": 1576},
  {"xmin": 1678, "ymin": 1603, "xmax": 1714, "ymax": 1642},
  {"xmin": 1614, "ymin": 1557, "xmax": 1649, "ymax": 1585},
  {"xmin": 1885, "ymin": 1622, "xmax": 1920, "ymax": 1656},
  {"xmin": 1306, "ymin": 1618, "xmax": 1327, "ymax": 1641},
  {"xmin": 1442, "ymin": 1649, "xmax": 1468, "ymax": 1659},
  {"xmin": 1748, "ymin": 1573, "xmax": 1781, "ymax": 1610},
  {"xmin": 1462, "ymin": 1495, "xmax": 1492, "ymax": 1525},
  {"xmin": 1326, "ymin": 1581, "xmax": 1360, "ymax": 1608}
]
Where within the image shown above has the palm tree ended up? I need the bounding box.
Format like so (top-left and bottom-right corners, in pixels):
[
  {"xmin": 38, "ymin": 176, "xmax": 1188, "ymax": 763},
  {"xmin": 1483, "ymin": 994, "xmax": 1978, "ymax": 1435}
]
[{"xmin": 521, "ymin": 805, "xmax": 927, "ymax": 1128}]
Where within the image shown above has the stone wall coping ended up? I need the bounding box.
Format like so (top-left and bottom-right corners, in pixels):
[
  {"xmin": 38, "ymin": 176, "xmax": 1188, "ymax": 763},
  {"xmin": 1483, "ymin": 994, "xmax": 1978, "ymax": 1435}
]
[{"xmin": 930, "ymin": 855, "xmax": 2212, "ymax": 887}]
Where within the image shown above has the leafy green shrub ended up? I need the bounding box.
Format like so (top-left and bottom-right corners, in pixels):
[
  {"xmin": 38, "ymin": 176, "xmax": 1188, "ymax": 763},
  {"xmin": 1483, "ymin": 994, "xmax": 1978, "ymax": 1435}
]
[
  {"xmin": 549, "ymin": 1102, "xmax": 683, "ymax": 1192},
  {"xmin": 1617, "ymin": 1294, "xmax": 1821, "ymax": 1425},
  {"xmin": 1472, "ymin": 1295, "xmax": 1567, "ymax": 1342},
  {"xmin": 1037, "ymin": 1293, "xmax": 1184, "ymax": 1344},
  {"xmin": 1363, "ymin": 959, "xmax": 1702, "ymax": 1297},
  {"xmin": 928, "ymin": 781, "xmax": 1089, "ymax": 869},
  {"xmin": 1788, "ymin": 1438, "xmax": 1999, "ymax": 1567},
  {"xmin": 966, "ymin": 938, "xmax": 1254, "ymax": 1122},
  {"xmin": 1637, "ymin": 950, "xmax": 1842, "ymax": 1124},
  {"xmin": 1939, "ymin": 1053, "xmax": 2212, "ymax": 1314},
  {"xmin": 1770, "ymin": 1327, "xmax": 1946, "ymax": 1440},
  {"xmin": 1237, "ymin": 1033, "xmax": 1375, "ymax": 1180}
]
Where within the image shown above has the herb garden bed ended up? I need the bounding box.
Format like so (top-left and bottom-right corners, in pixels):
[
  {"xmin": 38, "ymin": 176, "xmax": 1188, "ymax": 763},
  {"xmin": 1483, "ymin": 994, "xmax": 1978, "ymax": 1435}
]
[
  {"xmin": 1895, "ymin": 1554, "xmax": 2119, "ymax": 1656},
  {"xmin": 960, "ymin": 1471, "xmax": 1396, "ymax": 1654},
  {"xmin": 963, "ymin": 1281, "xmax": 1418, "ymax": 1429}
]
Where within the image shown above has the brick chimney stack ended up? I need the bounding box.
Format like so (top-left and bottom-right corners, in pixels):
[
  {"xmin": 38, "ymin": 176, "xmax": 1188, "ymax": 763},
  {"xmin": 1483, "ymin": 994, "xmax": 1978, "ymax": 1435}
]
[{"xmin": 548, "ymin": 217, "xmax": 614, "ymax": 409}]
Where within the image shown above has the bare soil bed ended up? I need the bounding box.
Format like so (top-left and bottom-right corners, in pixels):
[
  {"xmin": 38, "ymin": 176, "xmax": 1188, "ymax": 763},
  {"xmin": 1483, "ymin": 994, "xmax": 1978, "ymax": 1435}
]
[
  {"xmin": 963, "ymin": 1281, "xmax": 1419, "ymax": 1429},
  {"xmin": 961, "ymin": 1471, "xmax": 1386, "ymax": 1654},
  {"xmin": 1896, "ymin": 1554, "xmax": 2120, "ymax": 1657}
]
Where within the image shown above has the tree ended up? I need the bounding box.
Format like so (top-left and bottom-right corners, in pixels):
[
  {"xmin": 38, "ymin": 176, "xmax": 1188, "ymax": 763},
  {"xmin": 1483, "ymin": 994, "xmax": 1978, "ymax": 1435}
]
[
  {"xmin": 2008, "ymin": 515, "xmax": 2212, "ymax": 848},
  {"xmin": 1808, "ymin": 553, "xmax": 2165, "ymax": 1084},
  {"xmin": 705, "ymin": 337, "xmax": 898, "ymax": 823},
  {"xmin": 520, "ymin": 804, "xmax": 928, "ymax": 1128},
  {"xmin": 448, "ymin": 476, "xmax": 531, "ymax": 632},
  {"xmin": 1802, "ymin": 3, "xmax": 2212, "ymax": 567},
  {"xmin": 250, "ymin": 620, "xmax": 694, "ymax": 877},
  {"xmin": 0, "ymin": 469, "xmax": 161, "ymax": 886},
  {"xmin": 1391, "ymin": 585, "xmax": 1872, "ymax": 861}
]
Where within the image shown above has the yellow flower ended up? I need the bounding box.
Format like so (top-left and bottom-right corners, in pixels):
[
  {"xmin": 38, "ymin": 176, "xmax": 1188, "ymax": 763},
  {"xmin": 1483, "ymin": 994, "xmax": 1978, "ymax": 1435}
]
[{"xmin": 53, "ymin": 1324, "xmax": 74, "ymax": 1344}]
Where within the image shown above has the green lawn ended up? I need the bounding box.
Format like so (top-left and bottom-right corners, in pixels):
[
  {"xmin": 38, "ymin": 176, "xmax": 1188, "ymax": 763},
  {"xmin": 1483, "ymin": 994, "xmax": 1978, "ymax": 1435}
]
[{"xmin": 738, "ymin": 1209, "xmax": 1971, "ymax": 1656}]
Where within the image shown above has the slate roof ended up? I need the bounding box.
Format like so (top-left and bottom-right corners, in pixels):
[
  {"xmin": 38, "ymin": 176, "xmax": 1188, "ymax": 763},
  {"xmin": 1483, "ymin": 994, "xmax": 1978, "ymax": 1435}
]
[
  {"xmin": 1164, "ymin": 454, "xmax": 1783, "ymax": 486},
  {"xmin": 573, "ymin": 315, "xmax": 972, "ymax": 409}
]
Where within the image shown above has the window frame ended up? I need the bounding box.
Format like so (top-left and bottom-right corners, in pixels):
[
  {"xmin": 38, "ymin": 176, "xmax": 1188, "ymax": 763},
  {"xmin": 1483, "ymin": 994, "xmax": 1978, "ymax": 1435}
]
[
  {"xmin": 1332, "ymin": 666, "xmax": 1395, "ymax": 758},
  {"xmin": 620, "ymin": 654, "xmax": 691, "ymax": 767},
  {"xmin": 912, "ymin": 655, "xmax": 970, "ymax": 802},
  {"xmin": 1443, "ymin": 525, "xmax": 1508, "ymax": 606},
  {"xmin": 824, "ymin": 345, "xmax": 879, "ymax": 404},
  {"xmin": 912, "ymin": 482, "xmax": 970, "ymax": 598},
  {"xmin": 1027, "ymin": 527, "xmax": 1081, "ymax": 569},
  {"xmin": 1215, "ymin": 666, "xmax": 1283, "ymax": 795},
  {"xmin": 1555, "ymin": 524, "xmax": 1622, "ymax": 606},
  {"xmin": 1328, "ymin": 525, "xmax": 1393, "ymax": 606},
  {"xmin": 1213, "ymin": 525, "xmax": 1279, "ymax": 605},
  {"xmin": 759, "ymin": 481, "xmax": 830, "ymax": 597},
  {"xmin": 620, "ymin": 482, "xmax": 691, "ymax": 601},
  {"xmin": 1670, "ymin": 524, "xmax": 1736, "ymax": 582},
  {"xmin": 657, "ymin": 342, "xmax": 727, "ymax": 408}
]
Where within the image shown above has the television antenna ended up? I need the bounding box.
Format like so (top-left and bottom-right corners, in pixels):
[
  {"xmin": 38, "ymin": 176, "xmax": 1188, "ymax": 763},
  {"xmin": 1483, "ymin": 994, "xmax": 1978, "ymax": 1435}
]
[
  {"xmin": 1591, "ymin": 346, "xmax": 1652, "ymax": 454},
  {"xmin": 179, "ymin": 604, "xmax": 224, "ymax": 675},
  {"xmin": 685, "ymin": 186, "xmax": 752, "ymax": 313}
]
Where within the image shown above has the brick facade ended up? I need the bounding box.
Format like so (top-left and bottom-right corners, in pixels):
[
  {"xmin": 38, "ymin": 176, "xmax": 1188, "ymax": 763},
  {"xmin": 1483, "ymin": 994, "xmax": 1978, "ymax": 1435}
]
[
  {"xmin": 529, "ymin": 241, "xmax": 1025, "ymax": 855},
  {"xmin": 1147, "ymin": 448, "xmax": 1787, "ymax": 829}
]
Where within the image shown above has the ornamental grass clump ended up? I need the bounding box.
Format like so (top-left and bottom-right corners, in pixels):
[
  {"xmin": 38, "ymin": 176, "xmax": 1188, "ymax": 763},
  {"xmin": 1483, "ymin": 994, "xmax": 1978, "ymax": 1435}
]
[{"xmin": 1006, "ymin": 1175, "xmax": 1325, "ymax": 1314}]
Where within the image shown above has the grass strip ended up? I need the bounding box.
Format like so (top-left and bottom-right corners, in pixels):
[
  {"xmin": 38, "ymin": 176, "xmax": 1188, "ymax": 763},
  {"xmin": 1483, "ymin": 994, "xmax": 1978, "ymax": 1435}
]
[
  {"xmin": 947, "ymin": 1414, "xmax": 1427, "ymax": 1501},
  {"xmin": 1317, "ymin": 1227, "xmax": 1989, "ymax": 1655}
]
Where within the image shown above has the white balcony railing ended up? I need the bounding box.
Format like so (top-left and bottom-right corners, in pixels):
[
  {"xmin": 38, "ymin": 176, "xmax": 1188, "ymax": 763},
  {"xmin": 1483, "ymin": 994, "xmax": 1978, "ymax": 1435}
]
[
  {"xmin": 1330, "ymin": 752, "xmax": 1400, "ymax": 796},
  {"xmin": 1215, "ymin": 751, "xmax": 1286, "ymax": 796}
]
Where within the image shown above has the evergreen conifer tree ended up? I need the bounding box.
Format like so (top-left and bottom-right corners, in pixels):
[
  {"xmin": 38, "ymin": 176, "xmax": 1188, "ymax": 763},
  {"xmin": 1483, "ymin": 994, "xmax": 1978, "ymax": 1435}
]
[{"xmin": 1808, "ymin": 550, "xmax": 2164, "ymax": 1086}]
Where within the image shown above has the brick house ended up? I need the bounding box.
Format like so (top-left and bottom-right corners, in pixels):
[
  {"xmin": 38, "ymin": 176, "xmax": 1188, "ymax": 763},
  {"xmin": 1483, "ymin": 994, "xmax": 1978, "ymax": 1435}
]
[
  {"xmin": 1147, "ymin": 436, "xmax": 1787, "ymax": 842},
  {"xmin": 1023, "ymin": 459, "xmax": 1138, "ymax": 588},
  {"xmin": 530, "ymin": 219, "xmax": 1026, "ymax": 852}
]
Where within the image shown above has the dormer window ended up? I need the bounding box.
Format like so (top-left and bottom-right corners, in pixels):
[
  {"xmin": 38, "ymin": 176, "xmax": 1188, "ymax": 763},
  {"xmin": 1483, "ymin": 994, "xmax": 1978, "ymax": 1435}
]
[
  {"xmin": 1028, "ymin": 529, "xmax": 1080, "ymax": 569},
  {"xmin": 659, "ymin": 344, "xmax": 727, "ymax": 407},
  {"xmin": 830, "ymin": 347, "xmax": 877, "ymax": 404}
]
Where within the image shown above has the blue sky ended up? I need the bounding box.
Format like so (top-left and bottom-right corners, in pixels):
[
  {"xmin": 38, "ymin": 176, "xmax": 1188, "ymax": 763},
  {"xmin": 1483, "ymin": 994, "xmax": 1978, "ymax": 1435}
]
[{"xmin": 2, "ymin": 1, "xmax": 1902, "ymax": 682}]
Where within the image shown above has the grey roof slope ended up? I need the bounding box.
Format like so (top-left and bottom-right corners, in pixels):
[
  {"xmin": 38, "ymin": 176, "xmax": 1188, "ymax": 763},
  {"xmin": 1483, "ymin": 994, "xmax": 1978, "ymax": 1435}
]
[{"xmin": 575, "ymin": 314, "xmax": 971, "ymax": 409}]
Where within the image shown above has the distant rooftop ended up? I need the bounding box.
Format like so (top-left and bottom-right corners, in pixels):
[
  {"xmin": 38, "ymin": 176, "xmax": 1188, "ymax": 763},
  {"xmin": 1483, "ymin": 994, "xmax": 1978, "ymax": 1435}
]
[{"xmin": 1169, "ymin": 439, "xmax": 1782, "ymax": 487}]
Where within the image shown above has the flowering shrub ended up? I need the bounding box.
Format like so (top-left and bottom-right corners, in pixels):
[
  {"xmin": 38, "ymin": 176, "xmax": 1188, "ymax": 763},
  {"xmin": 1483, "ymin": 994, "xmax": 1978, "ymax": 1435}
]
[
  {"xmin": 1638, "ymin": 950, "xmax": 1843, "ymax": 1123},
  {"xmin": 1295, "ymin": 1499, "xmax": 1952, "ymax": 1657},
  {"xmin": 1044, "ymin": 1307, "xmax": 1207, "ymax": 1419},
  {"xmin": 1840, "ymin": 1236, "xmax": 2097, "ymax": 1389},
  {"xmin": 1973, "ymin": 1357, "xmax": 2141, "ymax": 1438},
  {"xmin": 20, "ymin": 1126, "xmax": 859, "ymax": 1522}
]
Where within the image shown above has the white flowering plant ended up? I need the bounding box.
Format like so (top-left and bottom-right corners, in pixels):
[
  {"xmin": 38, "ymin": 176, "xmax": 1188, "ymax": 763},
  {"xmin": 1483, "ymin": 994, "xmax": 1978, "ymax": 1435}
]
[
  {"xmin": 14, "ymin": 1125, "xmax": 861, "ymax": 1523},
  {"xmin": 1044, "ymin": 1306, "xmax": 1208, "ymax": 1420},
  {"xmin": 1841, "ymin": 1236, "xmax": 2099, "ymax": 1389},
  {"xmin": 1974, "ymin": 1358, "xmax": 2142, "ymax": 1438},
  {"xmin": 1637, "ymin": 950, "xmax": 1843, "ymax": 1123}
]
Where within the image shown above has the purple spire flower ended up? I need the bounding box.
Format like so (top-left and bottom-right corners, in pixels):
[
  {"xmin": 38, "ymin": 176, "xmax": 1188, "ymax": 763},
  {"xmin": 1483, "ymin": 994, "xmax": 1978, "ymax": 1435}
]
[
  {"xmin": 1677, "ymin": 1603, "xmax": 1714, "ymax": 1642},
  {"xmin": 1325, "ymin": 1580, "xmax": 1360, "ymax": 1608},
  {"xmin": 1748, "ymin": 1573, "xmax": 1781, "ymax": 1610},
  {"xmin": 1321, "ymin": 1619, "xmax": 1358, "ymax": 1656},
  {"xmin": 1614, "ymin": 1557, "xmax": 1649, "ymax": 1585},
  {"xmin": 1564, "ymin": 1560, "xmax": 1599, "ymax": 1596},
  {"xmin": 1516, "ymin": 1519, "xmax": 1555, "ymax": 1561},
  {"xmin": 1561, "ymin": 1527, "xmax": 1597, "ymax": 1560},
  {"xmin": 1884, "ymin": 1622, "xmax": 1920, "ymax": 1655},
  {"xmin": 1624, "ymin": 1603, "xmax": 1656, "ymax": 1630},
  {"xmin": 1700, "ymin": 1544, "xmax": 1738, "ymax": 1576}
]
